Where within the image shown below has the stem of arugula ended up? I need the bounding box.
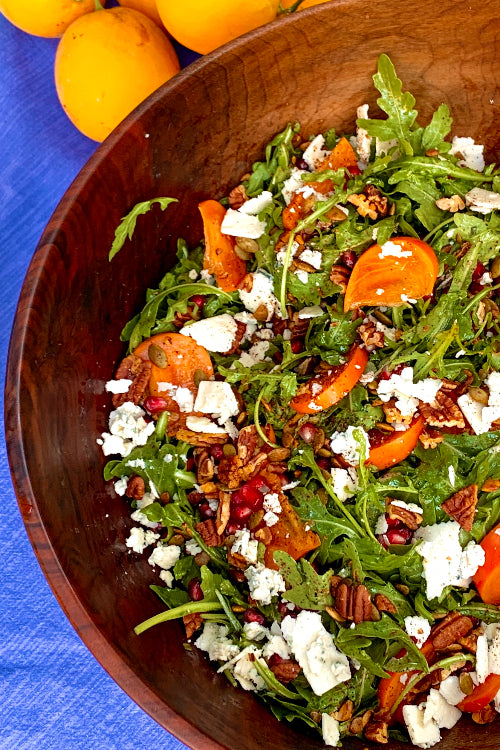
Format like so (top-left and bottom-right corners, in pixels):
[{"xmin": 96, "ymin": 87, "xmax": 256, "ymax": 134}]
[
  {"xmin": 134, "ymin": 600, "xmax": 223, "ymax": 635},
  {"xmin": 391, "ymin": 653, "xmax": 475, "ymax": 714}
]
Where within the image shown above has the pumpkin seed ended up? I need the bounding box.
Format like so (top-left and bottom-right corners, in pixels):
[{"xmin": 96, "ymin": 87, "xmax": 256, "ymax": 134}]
[
  {"xmin": 194, "ymin": 369, "xmax": 209, "ymax": 387},
  {"xmin": 148, "ymin": 343, "xmax": 167, "ymax": 368}
]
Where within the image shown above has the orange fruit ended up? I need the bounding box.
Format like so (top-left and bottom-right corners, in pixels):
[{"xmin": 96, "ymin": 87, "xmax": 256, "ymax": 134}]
[
  {"xmin": 0, "ymin": 0, "xmax": 96, "ymax": 37},
  {"xmin": 54, "ymin": 7, "xmax": 180, "ymax": 142},
  {"xmin": 117, "ymin": 0, "xmax": 163, "ymax": 27},
  {"xmin": 155, "ymin": 0, "xmax": 281, "ymax": 55}
]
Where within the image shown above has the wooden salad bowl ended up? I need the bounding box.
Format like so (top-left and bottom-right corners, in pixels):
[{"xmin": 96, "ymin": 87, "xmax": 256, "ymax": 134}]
[{"xmin": 5, "ymin": 1, "xmax": 500, "ymax": 748}]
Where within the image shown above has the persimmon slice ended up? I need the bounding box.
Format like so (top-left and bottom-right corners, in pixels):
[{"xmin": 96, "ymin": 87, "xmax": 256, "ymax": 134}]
[
  {"xmin": 457, "ymin": 673, "xmax": 500, "ymax": 712},
  {"xmin": 317, "ymin": 136, "xmax": 359, "ymax": 171},
  {"xmin": 290, "ymin": 344, "xmax": 369, "ymax": 414},
  {"xmin": 199, "ymin": 199, "xmax": 247, "ymax": 292},
  {"xmin": 133, "ymin": 332, "xmax": 213, "ymax": 404},
  {"xmin": 343, "ymin": 237, "xmax": 439, "ymax": 311},
  {"xmin": 473, "ymin": 522, "xmax": 500, "ymax": 604},
  {"xmin": 264, "ymin": 495, "xmax": 321, "ymax": 569},
  {"xmin": 366, "ymin": 415, "xmax": 425, "ymax": 470}
]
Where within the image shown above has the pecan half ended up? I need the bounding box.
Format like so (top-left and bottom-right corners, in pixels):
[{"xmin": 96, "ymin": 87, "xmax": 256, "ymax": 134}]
[
  {"xmin": 175, "ymin": 429, "xmax": 228, "ymax": 447},
  {"xmin": 418, "ymin": 427, "xmax": 444, "ymax": 449},
  {"xmin": 332, "ymin": 700, "xmax": 354, "ymax": 722},
  {"xmin": 364, "ymin": 720, "xmax": 389, "ymax": 744},
  {"xmin": 442, "ymin": 484, "xmax": 478, "ymax": 531},
  {"xmin": 329, "ymin": 264, "xmax": 350, "ymax": 292},
  {"xmin": 112, "ymin": 355, "xmax": 152, "ymax": 408},
  {"xmin": 335, "ymin": 580, "xmax": 374, "ymax": 625},
  {"xmin": 228, "ymin": 184, "xmax": 248, "ymax": 209},
  {"xmin": 374, "ymin": 594, "xmax": 397, "ymax": 614},
  {"xmin": 435, "ymin": 194, "xmax": 465, "ymax": 212},
  {"xmin": 419, "ymin": 390, "xmax": 466, "ymax": 429},
  {"xmin": 195, "ymin": 448, "xmax": 215, "ymax": 485},
  {"xmin": 195, "ymin": 519, "xmax": 222, "ymax": 547},
  {"xmin": 387, "ymin": 500, "xmax": 422, "ymax": 531},
  {"xmin": 430, "ymin": 612, "xmax": 474, "ymax": 650},
  {"xmin": 125, "ymin": 475, "xmax": 146, "ymax": 500},
  {"xmin": 222, "ymin": 320, "xmax": 248, "ymax": 355},
  {"xmin": 270, "ymin": 660, "xmax": 301, "ymax": 684},
  {"xmin": 358, "ymin": 320, "xmax": 385, "ymax": 351},
  {"xmin": 183, "ymin": 612, "xmax": 203, "ymax": 639},
  {"xmin": 216, "ymin": 490, "xmax": 231, "ymax": 536},
  {"xmin": 349, "ymin": 709, "xmax": 373, "ymax": 735},
  {"xmin": 382, "ymin": 400, "xmax": 413, "ymax": 426}
]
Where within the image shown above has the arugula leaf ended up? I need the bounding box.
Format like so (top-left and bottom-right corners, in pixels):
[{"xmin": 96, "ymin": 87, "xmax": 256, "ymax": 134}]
[
  {"xmin": 421, "ymin": 104, "xmax": 453, "ymax": 151},
  {"xmin": 109, "ymin": 197, "xmax": 177, "ymax": 260}
]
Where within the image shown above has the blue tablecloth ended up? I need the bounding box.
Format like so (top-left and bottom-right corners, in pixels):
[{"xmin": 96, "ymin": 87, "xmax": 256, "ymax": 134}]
[{"xmin": 0, "ymin": 12, "xmax": 198, "ymax": 750}]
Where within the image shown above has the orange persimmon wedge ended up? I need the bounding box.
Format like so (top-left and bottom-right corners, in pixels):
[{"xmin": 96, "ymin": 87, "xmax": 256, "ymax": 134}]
[
  {"xmin": 473, "ymin": 523, "xmax": 500, "ymax": 604},
  {"xmin": 264, "ymin": 495, "xmax": 321, "ymax": 569},
  {"xmin": 133, "ymin": 332, "xmax": 213, "ymax": 402},
  {"xmin": 366, "ymin": 415, "xmax": 425, "ymax": 470},
  {"xmin": 199, "ymin": 199, "xmax": 247, "ymax": 292},
  {"xmin": 343, "ymin": 237, "xmax": 439, "ymax": 312},
  {"xmin": 457, "ymin": 673, "xmax": 500, "ymax": 712},
  {"xmin": 317, "ymin": 136, "xmax": 359, "ymax": 171},
  {"xmin": 290, "ymin": 344, "xmax": 369, "ymax": 414},
  {"xmin": 378, "ymin": 641, "xmax": 436, "ymax": 724}
]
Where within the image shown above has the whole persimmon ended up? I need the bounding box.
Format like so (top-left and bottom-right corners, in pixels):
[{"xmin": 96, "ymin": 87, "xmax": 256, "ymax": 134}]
[
  {"xmin": 117, "ymin": 0, "xmax": 163, "ymax": 26},
  {"xmin": 0, "ymin": 0, "xmax": 97, "ymax": 37},
  {"xmin": 54, "ymin": 7, "xmax": 180, "ymax": 142},
  {"xmin": 155, "ymin": 0, "xmax": 281, "ymax": 54}
]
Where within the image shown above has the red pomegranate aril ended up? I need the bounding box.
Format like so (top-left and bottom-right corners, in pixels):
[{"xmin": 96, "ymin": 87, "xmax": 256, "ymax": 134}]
[
  {"xmin": 188, "ymin": 578, "xmax": 204, "ymax": 601},
  {"xmin": 291, "ymin": 338, "xmax": 304, "ymax": 354},
  {"xmin": 472, "ymin": 261, "xmax": 487, "ymax": 283},
  {"xmin": 191, "ymin": 294, "xmax": 206, "ymax": 308},
  {"xmin": 316, "ymin": 457, "xmax": 331, "ymax": 471},
  {"xmin": 199, "ymin": 501, "xmax": 215, "ymax": 520},
  {"xmin": 347, "ymin": 164, "xmax": 362, "ymax": 176},
  {"xmin": 210, "ymin": 445, "xmax": 224, "ymax": 461},
  {"xmin": 386, "ymin": 527, "xmax": 413, "ymax": 545},
  {"xmin": 267, "ymin": 653, "xmax": 284, "ymax": 667},
  {"xmin": 298, "ymin": 422, "xmax": 320, "ymax": 444},
  {"xmin": 186, "ymin": 457, "xmax": 195, "ymax": 471},
  {"xmin": 225, "ymin": 522, "xmax": 242, "ymax": 536},
  {"xmin": 239, "ymin": 484, "xmax": 263, "ymax": 511},
  {"xmin": 247, "ymin": 475, "xmax": 269, "ymax": 493},
  {"xmin": 386, "ymin": 515, "xmax": 404, "ymax": 529},
  {"xmin": 188, "ymin": 491, "xmax": 204, "ymax": 506},
  {"xmin": 379, "ymin": 363, "xmax": 405, "ymax": 381},
  {"xmin": 143, "ymin": 396, "xmax": 168, "ymax": 414},
  {"xmin": 231, "ymin": 505, "xmax": 253, "ymax": 523},
  {"xmin": 340, "ymin": 250, "xmax": 357, "ymax": 269},
  {"xmin": 243, "ymin": 608, "xmax": 266, "ymax": 625}
]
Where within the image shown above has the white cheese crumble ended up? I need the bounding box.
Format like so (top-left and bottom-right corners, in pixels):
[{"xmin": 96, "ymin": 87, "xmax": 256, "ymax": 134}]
[
  {"xmin": 414, "ymin": 521, "xmax": 485, "ymax": 600},
  {"xmin": 330, "ymin": 467, "xmax": 359, "ymax": 501},
  {"xmin": 105, "ymin": 378, "xmax": 132, "ymax": 394},
  {"xmin": 299, "ymin": 248, "xmax": 322, "ymax": 270},
  {"xmin": 220, "ymin": 207, "xmax": 266, "ymax": 239},
  {"xmin": 97, "ymin": 402, "xmax": 155, "ymax": 457},
  {"xmin": 244, "ymin": 563, "xmax": 286, "ymax": 605},
  {"xmin": 238, "ymin": 270, "xmax": 281, "ymax": 321},
  {"xmin": 465, "ymin": 187, "xmax": 500, "ymax": 214},
  {"xmin": 185, "ymin": 538, "xmax": 202, "ymax": 556},
  {"xmin": 281, "ymin": 611, "xmax": 351, "ymax": 696},
  {"xmin": 423, "ymin": 688, "xmax": 462, "ymax": 731},
  {"xmin": 237, "ymin": 340, "xmax": 270, "ymax": 368},
  {"xmin": 450, "ymin": 136, "xmax": 485, "ymax": 171},
  {"xmin": 195, "ymin": 622, "xmax": 240, "ymax": 662},
  {"xmin": 302, "ymin": 134, "xmax": 329, "ymax": 170},
  {"xmin": 242, "ymin": 622, "xmax": 269, "ymax": 642},
  {"xmin": 156, "ymin": 382, "xmax": 194, "ymax": 413},
  {"xmin": 148, "ymin": 543, "xmax": 181, "ymax": 570},
  {"xmin": 378, "ymin": 240, "xmax": 412, "ymax": 259},
  {"xmin": 457, "ymin": 373, "xmax": 500, "ymax": 434},
  {"xmin": 185, "ymin": 416, "xmax": 227, "ymax": 434},
  {"xmin": 193, "ymin": 380, "xmax": 239, "ymax": 425},
  {"xmin": 180, "ymin": 313, "xmax": 238, "ymax": 352},
  {"xmin": 321, "ymin": 713, "xmax": 340, "ymax": 747},
  {"xmin": 281, "ymin": 167, "xmax": 306, "ymax": 205},
  {"xmin": 231, "ymin": 528, "xmax": 259, "ymax": 564},
  {"xmin": 404, "ymin": 616, "xmax": 431, "ymax": 648},
  {"xmin": 218, "ymin": 645, "xmax": 267, "ymax": 691},
  {"xmin": 238, "ymin": 190, "xmax": 273, "ymax": 215},
  {"xmin": 298, "ymin": 305, "xmax": 324, "ymax": 319},
  {"xmin": 125, "ymin": 526, "xmax": 159, "ymax": 554},
  {"xmin": 403, "ymin": 705, "xmax": 441, "ymax": 748},
  {"xmin": 439, "ymin": 675, "xmax": 466, "ymax": 706},
  {"xmin": 330, "ymin": 425, "xmax": 370, "ymax": 466},
  {"xmin": 377, "ymin": 367, "xmax": 442, "ymax": 418}
]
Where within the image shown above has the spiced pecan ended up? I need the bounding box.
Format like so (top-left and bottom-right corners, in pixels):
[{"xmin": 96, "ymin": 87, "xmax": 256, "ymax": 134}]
[
  {"xmin": 217, "ymin": 455, "xmax": 241, "ymax": 489},
  {"xmin": 387, "ymin": 500, "xmax": 422, "ymax": 531},
  {"xmin": 112, "ymin": 356, "xmax": 153, "ymax": 407},
  {"xmin": 364, "ymin": 184, "xmax": 389, "ymax": 215},
  {"xmin": 228, "ymin": 184, "xmax": 248, "ymax": 209},
  {"xmin": 330, "ymin": 264, "xmax": 350, "ymax": 292},
  {"xmin": 216, "ymin": 490, "xmax": 231, "ymax": 536},
  {"xmin": 238, "ymin": 273, "xmax": 254, "ymax": 293},
  {"xmin": 358, "ymin": 320, "xmax": 385, "ymax": 351},
  {"xmin": 175, "ymin": 429, "xmax": 228, "ymax": 447},
  {"xmin": 239, "ymin": 452, "xmax": 269, "ymax": 482},
  {"xmin": 349, "ymin": 709, "xmax": 373, "ymax": 735},
  {"xmin": 442, "ymin": 484, "xmax": 478, "ymax": 532},
  {"xmin": 435, "ymin": 194, "xmax": 465, "ymax": 212},
  {"xmin": 195, "ymin": 448, "xmax": 215, "ymax": 485},
  {"xmin": 382, "ymin": 400, "xmax": 413, "ymax": 426},
  {"xmin": 332, "ymin": 700, "xmax": 354, "ymax": 722},
  {"xmin": 183, "ymin": 612, "xmax": 203, "ymax": 639},
  {"xmin": 125, "ymin": 475, "xmax": 146, "ymax": 500},
  {"xmin": 335, "ymin": 580, "xmax": 374, "ymax": 625},
  {"xmin": 457, "ymin": 627, "xmax": 482, "ymax": 654},
  {"xmin": 254, "ymin": 526, "xmax": 273, "ymax": 545},
  {"xmin": 195, "ymin": 519, "xmax": 222, "ymax": 547},
  {"xmin": 430, "ymin": 612, "xmax": 474, "ymax": 650},
  {"xmin": 364, "ymin": 720, "xmax": 389, "ymax": 744},
  {"xmin": 270, "ymin": 659, "xmax": 301, "ymax": 684},
  {"xmin": 237, "ymin": 425, "xmax": 260, "ymax": 464},
  {"xmin": 374, "ymin": 594, "xmax": 397, "ymax": 614},
  {"xmin": 418, "ymin": 427, "xmax": 444, "ymax": 449},
  {"xmin": 419, "ymin": 389, "xmax": 466, "ymax": 429},
  {"xmin": 472, "ymin": 704, "xmax": 497, "ymax": 724}
]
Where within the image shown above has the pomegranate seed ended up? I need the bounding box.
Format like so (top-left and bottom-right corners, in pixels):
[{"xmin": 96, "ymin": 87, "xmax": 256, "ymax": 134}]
[
  {"xmin": 472, "ymin": 261, "xmax": 487, "ymax": 282},
  {"xmin": 188, "ymin": 578, "xmax": 204, "ymax": 601},
  {"xmin": 386, "ymin": 527, "xmax": 413, "ymax": 545},
  {"xmin": 298, "ymin": 422, "xmax": 320, "ymax": 444},
  {"xmin": 386, "ymin": 515, "xmax": 404, "ymax": 529},
  {"xmin": 340, "ymin": 250, "xmax": 357, "ymax": 269},
  {"xmin": 143, "ymin": 396, "xmax": 168, "ymax": 414},
  {"xmin": 347, "ymin": 164, "xmax": 362, "ymax": 176},
  {"xmin": 231, "ymin": 505, "xmax": 253, "ymax": 523},
  {"xmin": 273, "ymin": 351, "xmax": 283, "ymax": 364},
  {"xmin": 210, "ymin": 445, "xmax": 224, "ymax": 461},
  {"xmin": 243, "ymin": 608, "xmax": 266, "ymax": 625},
  {"xmin": 316, "ymin": 457, "xmax": 331, "ymax": 471},
  {"xmin": 470, "ymin": 281, "xmax": 485, "ymax": 295},
  {"xmin": 225, "ymin": 522, "xmax": 242, "ymax": 536},
  {"xmin": 247, "ymin": 475, "xmax": 268, "ymax": 493},
  {"xmin": 296, "ymin": 158, "xmax": 310, "ymax": 171},
  {"xmin": 186, "ymin": 457, "xmax": 195, "ymax": 472},
  {"xmin": 379, "ymin": 363, "xmax": 405, "ymax": 381},
  {"xmin": 199, "ymin": 501, "xmax": 215, "ymax": 520},
  {"xmin": 291, "ymin": 338, "xmax": 304, "ymax": 354},
  {"xmin": 187, "ymin": 491, "xmax": 204, "ymax": 506},
  {"xmin": 239, "ymin": 484, "xmax": 263, "ymax": 511},
  {"xmin": 267, "ymin": 653, "xmax": 284, "ymax": 667},
  {"xmin": 191, "ymin": 294, "xmax": 206, "ymax": 308}
]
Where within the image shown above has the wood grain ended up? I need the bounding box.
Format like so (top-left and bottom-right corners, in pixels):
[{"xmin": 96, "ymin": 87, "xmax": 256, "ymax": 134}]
[{"xmin": 5, "ymin": 1, "xmax": 500, "ymax": 748}]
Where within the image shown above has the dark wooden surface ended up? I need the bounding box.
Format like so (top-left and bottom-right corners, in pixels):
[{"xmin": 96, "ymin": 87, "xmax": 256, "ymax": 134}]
[{"xmin": 5, "ymin": 1, "xmax": 500, "ymax": 748}]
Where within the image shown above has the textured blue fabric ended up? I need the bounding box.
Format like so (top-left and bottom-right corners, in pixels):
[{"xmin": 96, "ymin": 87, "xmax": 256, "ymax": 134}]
[{"xmin": 0, "ymin": 12, "xmax": 198, "ymax": 750}]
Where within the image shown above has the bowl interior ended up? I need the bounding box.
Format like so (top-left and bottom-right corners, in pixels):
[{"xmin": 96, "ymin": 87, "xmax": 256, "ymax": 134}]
[{"xmin": 6, "ymin": 1, "xmax": 500, "ymax": 748}]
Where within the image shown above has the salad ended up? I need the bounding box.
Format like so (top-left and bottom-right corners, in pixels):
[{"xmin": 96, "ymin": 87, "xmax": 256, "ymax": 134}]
[{"xmin": 99, "ymin": 55, "xmax": 500, "ymax": 748}]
